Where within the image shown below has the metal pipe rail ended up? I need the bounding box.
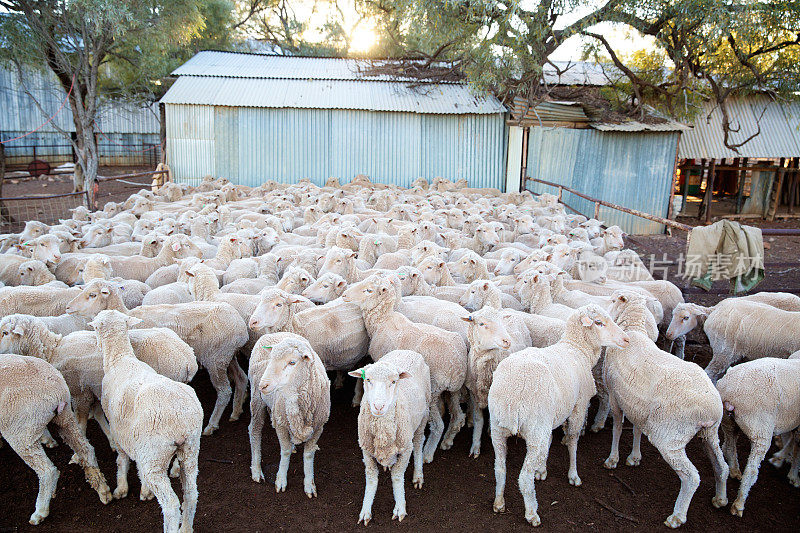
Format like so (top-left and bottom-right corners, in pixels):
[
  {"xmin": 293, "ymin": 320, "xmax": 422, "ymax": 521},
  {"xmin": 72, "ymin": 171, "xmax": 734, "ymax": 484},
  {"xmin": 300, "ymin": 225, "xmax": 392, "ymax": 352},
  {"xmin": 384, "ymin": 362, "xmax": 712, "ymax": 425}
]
[{"xmin": 525, "ymin": 177, "xmax": 800, "ymax": 236}]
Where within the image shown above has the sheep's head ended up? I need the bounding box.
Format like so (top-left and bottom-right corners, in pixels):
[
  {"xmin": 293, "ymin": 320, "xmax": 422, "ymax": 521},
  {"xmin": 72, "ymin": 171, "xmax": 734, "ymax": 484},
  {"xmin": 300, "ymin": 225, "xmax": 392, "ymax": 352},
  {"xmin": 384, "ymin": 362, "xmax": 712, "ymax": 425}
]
[
  {"xmin": 18, "ymin": 260, "xmax": 53, "ymax": 286},
  {"xmin": 348, "ymin": 361, "xmax": 410, "ymax": 417},
  {"xmin": 609, "ymin": 290, "xmax": 648, "ymax": 321},
  {"xmin": 249, "ymin": 288, "xmax": 301, "ymax": 330},
  {"xmin": 319, "ymin": 247, "xmax": 355, "ymax": 278},
  {"xmin": 474, "ymin": 223, "xmax": 500, "ymax": 250},
  {"xmin": 88, "ymin": 309, "xmax": 142, "ymax": 335},
  {"xmin": 29, "ymin": 235, "xmax": 62, "ymax": 265},
  {"xmin": 603, "ymin": 226, "xmax": 626, "ymax": 251},
  {"xmin": 0, "ymin": 314, "xmax": 38, "ymax": 354},
  {"xmin": 302, "ymin": 273, "xmax": 346, "ymax": 304},
  {"xmin": 341, "ymin": 275, "xmax": 391, "ymax": 308},
  {"xmin": 493, "ymin": 249, "xmax": 522, "ymax": 276},
  {"xmin": 394, "ymin": 266, "xmax": 421, "ymax": 296},
  {"xmin": 19, "ymin": 220, "xmax": 48, "ymax": 242},
  {"xmin": 66, "ymin": 279, "xmax": 119, "ymax": 318},
  {"xmin": 260, "ymin": 338, "xmax": 317, "ymax": 397},
  {"xmin": 572, "ymin": 305, "xmax": 630, "ymax": 349},
  {"xmin": 460, "ymin": 280, "xmax": 492, "ymax": 312},
  {"xmin": 462, "ymin": 309, "xmax": 512, "ymax": 352},
  {"xmin": 418, "ymin": 257, "xmax": 447, "ymax": 285},
  {"xmin": 163, "ymin": 234, "xmax": 202, "ymax": 261},
  {"xmin": 666, "ymin": 303, "xmax": 708, "ymax": 340},
  {"xmin": 81, "ymin": 255, "xmax": 112, "ymax": 283}
]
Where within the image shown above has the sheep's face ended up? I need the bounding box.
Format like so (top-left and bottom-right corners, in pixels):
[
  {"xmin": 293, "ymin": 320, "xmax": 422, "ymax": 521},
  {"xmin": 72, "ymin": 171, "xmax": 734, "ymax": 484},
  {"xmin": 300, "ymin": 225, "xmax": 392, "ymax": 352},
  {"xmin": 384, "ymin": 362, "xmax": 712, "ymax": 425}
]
[
  {"xmin": 603, "ymin": 226, "xmax": 625, "ymax": 251},
  {"xmin": 463, "ymin": 312, "xmax": 512, "ymax": 351},
  {"xmin": 494, "ymin": 250, "xmax": 521, "ymax": 276},
  {"xmin": 418, "ymin": 258, "xmax": 445, "ymax": 285},
  {"xmin": 20, "ymin": 221, "xmax": 47, "ymax": 242},
  {"xmin": 141, "ymin": 235, "xmax": 164, "ymax": 258},
  {"xmin": 83, "ymin": 224, "xmax": 114, "ymax": 248},
  {"xmin": 394, "ymin": 268, "xmax": 420, "ymax": 296},
  {"xmin": 302, "ymin": 274, "xmax": 346, "ymax": 304},
  {"xmin": 28, "ymin": 236, "xmax": 62, "ymax": 265},
  {"xmin": 249, "ymin": 290, "xmax": 294, "ymax": 330},
  {"xmin": 666, "ymin": 304, "xmax": 705, "ymax": 340},
  {"xmin": 88, "ymin": 309, "xmax": 141, "ymax": 333},
  {"xmin": 319, "ymin": 248, "xmax": 354, "ymax": 278},
  {"xmin": 341, "ymin": 277, "xmax": 389, "ymax": 308},
  {"xmin": 18, "ymin": 261, "xmax": 49, "ymax": 286},
  {"xmin": 349, "ymin": 364, "xmax": 409, "ymax": 417},
  {"xmin": 577, "ymin": 306, "xmax": 630, "ymax": 349},
  {"xmin": 0, "ymin": 317, "xmax": 27, "ymax": 353},
  {"xmin": 66, "ymin": 280, "xmax": 115, "ymax": 318},
  {"xmin": 460, "ymin": 281, "xmax": 491, "ymax": 312},
  {"xmin": 167, "ymin": 235, "xmax": 202, "ymax": 260},
  {"xmin": 81, "ymin": 256, "xmax": 112, "ymax": 283},
  {"xmin": 260, "ymin": 339, "xmax": 314, "ymax": 397}
]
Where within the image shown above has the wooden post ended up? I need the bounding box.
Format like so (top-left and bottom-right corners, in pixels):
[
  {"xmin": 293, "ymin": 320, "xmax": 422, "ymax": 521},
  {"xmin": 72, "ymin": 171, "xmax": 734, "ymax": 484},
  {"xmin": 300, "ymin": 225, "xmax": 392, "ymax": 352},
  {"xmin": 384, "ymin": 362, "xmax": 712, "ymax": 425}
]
[
  {"xmin": 736, "ymin": 157, "xmax": 749, "ymax": 213},
  {"xmin": 704, "ymin": 159, "xmax": 716, "ymax": 224},
  {"xmin": 594, "ymin": 201, "xmax": 600, "ymax": 220},
  {"xmin": 790, "ymin": 158, "xmax": 800, "ymax": 214},
  {"xmin": 768, "ymin": 160, "xmax": 787, "ymax": 221},
  {"xmin": 159, "ymin": 102, "xmax": 167, "ymax": 165}
]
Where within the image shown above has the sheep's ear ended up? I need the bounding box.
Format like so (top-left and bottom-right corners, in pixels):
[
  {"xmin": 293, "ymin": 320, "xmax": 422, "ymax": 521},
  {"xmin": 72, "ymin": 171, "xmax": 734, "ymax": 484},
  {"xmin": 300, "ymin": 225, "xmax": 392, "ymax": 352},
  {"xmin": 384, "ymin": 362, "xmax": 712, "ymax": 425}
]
[
  {"xmin": 469, "ymin": 259, "xmax": 476, "ymax": 265},
  {"xmin": 398, "ymin": 371, "xmax": 411, "ymax": 380},
  {"xmin": 185, "ymin": 270, "xmax": 195, "ymax": 277},
  {"xmin": 288, "ymin": 297, "xmax": 305, "ymax": 304},
  {"xmin": 301, "ymin": 352, "xmax": 312, "ymax": 361},
  {"xmin": 126, "ymin": 316, "xmax": 143, "ymax": 328},
  {"xmin": 106, "ymin": 227, "xmax": 114, "ymax": 233},
  {"xmin": 171, "ymin": 242, "xmax": 181, "ymax": 252},
  {"xmin": 348, "ymin": 251, "xmax": 357, "ymax": 258},
  {"xmin": 12, "ymin": 323, "xmax": 25, "ymax": 336},
  {"xmin": 580, "ymin": 315, "xmax": 593, "ymax": 327},
  {"xmin": 336, "ymin": 280, "xmax": 346, "ymax": 288},
  {"xmin": 100, "ymin": 287, "xmax": 111, "ymax": 296},
  {"xmin": 347, "ymin": 369, "xmax": 363, "ymax": 379}
]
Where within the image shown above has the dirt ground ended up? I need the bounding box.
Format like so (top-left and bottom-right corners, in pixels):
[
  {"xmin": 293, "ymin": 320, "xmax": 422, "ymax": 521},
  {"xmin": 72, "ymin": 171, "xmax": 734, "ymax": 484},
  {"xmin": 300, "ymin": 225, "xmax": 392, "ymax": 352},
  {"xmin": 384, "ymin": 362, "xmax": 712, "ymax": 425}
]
[{"xmin": 1, "ymin": 188, "xmax": 800, "ymax": 532}]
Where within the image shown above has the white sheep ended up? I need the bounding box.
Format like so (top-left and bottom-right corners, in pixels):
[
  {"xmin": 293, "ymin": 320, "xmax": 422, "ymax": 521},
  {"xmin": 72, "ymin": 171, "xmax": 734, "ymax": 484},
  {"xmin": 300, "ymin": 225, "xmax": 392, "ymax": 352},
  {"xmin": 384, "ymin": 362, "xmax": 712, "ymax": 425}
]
[
  {"xmin": 349, "ymin": 350, "xmax": 431, "ymax": 525},
  {"xmin": 0, "ymin": 354, "xmax": 112, "ymax": 524},
  {"xmin": 92, "ymin": 310, "xmax": 203, "ymax": 533},
  {"xmin": 248, "ymin": 334, "xmax": 330, "ymax": 497},
  {"xmin": 488, "ymin": 305, "xmax": 629, "ymax": 527},
  {"xmin": 603, "ymin": 291, "xmax": 728, "ymax": 528}
]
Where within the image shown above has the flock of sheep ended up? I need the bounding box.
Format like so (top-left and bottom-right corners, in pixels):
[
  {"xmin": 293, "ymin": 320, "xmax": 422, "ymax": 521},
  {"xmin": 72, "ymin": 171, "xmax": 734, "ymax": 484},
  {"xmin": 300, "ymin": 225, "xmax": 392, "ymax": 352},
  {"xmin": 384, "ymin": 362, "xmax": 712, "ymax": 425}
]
[{"xmin": 0, "ymin": 173, "xmax": 798, "ymax": 532}]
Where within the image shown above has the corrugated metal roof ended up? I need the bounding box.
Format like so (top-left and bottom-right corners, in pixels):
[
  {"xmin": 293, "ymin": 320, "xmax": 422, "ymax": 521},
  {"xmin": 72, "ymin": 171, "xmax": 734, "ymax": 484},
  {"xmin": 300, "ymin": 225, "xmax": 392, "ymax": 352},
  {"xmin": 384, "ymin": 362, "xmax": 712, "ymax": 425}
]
[
  {"xmin": 173, "ymin": 51, "xmax": 615, "ymax": 87},
  {"xmin": 160, "ymin": 75, "xmax": 505, "ymax": 114},
  {"xmin": 679, "ymin": 96, "xmax": 800, "ymax": 159},
  {"xmin": 592, "ymin": 119, "xmax": 689, "ymax": 132}
]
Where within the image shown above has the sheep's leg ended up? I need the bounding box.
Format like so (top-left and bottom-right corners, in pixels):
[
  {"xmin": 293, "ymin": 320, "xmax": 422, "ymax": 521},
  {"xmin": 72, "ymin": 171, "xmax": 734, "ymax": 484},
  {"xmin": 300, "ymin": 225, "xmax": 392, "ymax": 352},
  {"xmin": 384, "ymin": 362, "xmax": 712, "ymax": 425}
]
[
  {"xmin": 700, "ymin": 426, "xmax": 729, "ymax": 508},
  {"xmin": 169, "ymin": 457, "xmax": 181, "ymax": 479},
  {"xmin": 465, "ymin": 390, "xmax": 474, "ymax": 428},
  {"xmin": 590, "ymin": 391, "xmax": 609, "ymax": 433},
  {"xmin": 390, "ymin": 448, "xmax": 413, "ymax": 522},
  {"xmin": 113, "ymin": 451, "xmax": 131, "ymax": 499},
  {"xmin": 352, "ymin": 379, "xmax": 363, "ymax": 407},
  {"xmin": 519, "ymin": 432, "xmax": 549, "ymax": 527},
  {"xmin": 358, "ymin": 451, "xmax": 379, "ymax": 525},
  {"xmin": 659, "ymin": 447, "xmax": 700, "ymax": 528},
  {"xmin": 565, "ymin": 404, "xmax": 588, "ymax": 486},
  {"xmin": 138, "ymin": 466, "xmax": 155, "ymax": 501},
  {"xmin": 227, "ymin": 357, "xmax": 248, "ymax": 422},
  {"xmin": 787, "ymin": 441, "xmax": 800, "ymax": 488},
  {"xmin": 40, "ymin": 427, "xmax": 57, "ymax": 449},
  {"xmin": 203, "ymin": 362, "xmax": 233, "ymax": 436},
  {"xmin": 626, "ymin": 426, "xmax": 642, "ymax": 466},
  {"xmin": 490, "ymin": 420, "xmax": 510, "ymax": 514},
  {"xmin": 604, "ymin": 397, "xmax": 624, "ymax": 469},
  {"xmin": 674, "ymin": 335, "xmax": 686, "ymax": 360},
  {"xmin": 303, "ymin": 428, "xmax": 323, "ymax": 498},
  {"xmin": 177, "ymin": 438, "xmax": 200, "ymax": 533},
  {"xmin": 53, "ymin": 405, "xmax": 112, "ymax": 504},
  {"xmin": 731, "ymin": 436, "xmax": 770, "ymax": 517},
  {"xmin": 89, "ymin": 403, "xmax": 117, "ymax": 453},
  {"xmin": 412, "ymin": 419, "xmax": 427, "ymax": 489},
  {"xmin": 768, "ymin": 432, "xmax": 794, "ymax": 468},
  {"xmin": 423, "ymin": 396, "xmax": 445, "ymax": 463},
  {"xmin": 274, "ymin": 425, "xmax": 292, "ymax": 493},
  {"xmin": 469, "ymin": 393, "xmax": 484, "ymax": 458},
  {"xmin": 440, "ymin": 389, "xmax": 466, "ymax": 450},
  {"xmin": 248, "ymin": 393, "xmax": 267, "ymax": 483},
  {"xmin": 333, "ymin": 371, "xmax": 345, "ymax": 390},
  {"xmin": 5, "ymin": 436, "xmax": 59, "ymax": 525},
  {"xmin": 720, "ymin": 414, "xmax": 741, "ymax": 479},
  {"xmin": 141, "ymin": 463, "xmax": 181, "ymax": 533}
]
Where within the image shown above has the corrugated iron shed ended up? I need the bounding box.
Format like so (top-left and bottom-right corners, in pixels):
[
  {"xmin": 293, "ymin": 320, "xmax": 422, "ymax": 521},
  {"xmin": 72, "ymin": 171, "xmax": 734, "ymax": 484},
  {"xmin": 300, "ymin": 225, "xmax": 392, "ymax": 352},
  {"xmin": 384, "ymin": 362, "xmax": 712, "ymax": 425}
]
[
  {"xmin": 161, "ymin": 76, "xmax": 505, "ymax": 114},
  {"xmin": 678, "ymin": 96, "xmax": 800, "ymax": 159}
]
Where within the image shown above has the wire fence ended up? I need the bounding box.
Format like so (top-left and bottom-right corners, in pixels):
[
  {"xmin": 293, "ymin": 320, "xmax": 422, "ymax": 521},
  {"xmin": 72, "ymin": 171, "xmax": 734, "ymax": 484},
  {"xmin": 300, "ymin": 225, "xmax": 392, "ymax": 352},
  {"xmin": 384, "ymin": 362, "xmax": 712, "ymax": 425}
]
[
  {"xmin": 3, "ymin": 141, "xmax": 162, "ymax": 172},
  {"xmin": 0, "ymin": 191, "xmax": 88, "ymax": 233}
]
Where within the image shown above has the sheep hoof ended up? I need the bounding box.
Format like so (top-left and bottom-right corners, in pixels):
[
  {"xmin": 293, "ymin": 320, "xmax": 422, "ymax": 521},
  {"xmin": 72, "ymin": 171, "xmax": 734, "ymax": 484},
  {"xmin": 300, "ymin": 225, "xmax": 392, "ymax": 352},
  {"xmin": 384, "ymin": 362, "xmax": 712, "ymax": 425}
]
[
  {"xmin": 29, "ymin": 510, "xmax": 48, "ymax": 525},
  {"xmin": 525, "ymin": 512, "xmax": 541, "ymax": 527},
  {"xmin": 140, "ymin": 488, "xmax": 154, "ymax": 501},
  {"xmin": 41, "ymin": 436, "xmax": 58, "ymax": 449},
  {"xmin": 422, "ymin": 453, "xmax": 435, "ymax": 464},
  {"xmin": 305, "ymin": 481, "xmax": 317, "ymax": 498},
  {"xmin": 469, "ymin": 446, "xmax": 481, "ymax": 458},
  {"xmin": 275, "ymin": 477, "xmax": 287, "ymax": 493},
  {"xmin": 493, "ymin": 497, "xmax": 506, "ymax": 513},
  {"xmin": 69, "ymin": 453, "xmax": 80, "ymax": 465},
  {"xmin": 113, "ymin": 486, "xmax": 128, "ymax": 500},
  {"xmin": 589, "ymin": 424, "xmax": 604, "ymax": 433},
  {"xmin": 664, "ymin": 513, "xmax": 686, "ymax": 528},
  {"xmin": 625, "ymin": 454, "xmax": 641, "ymax": 467},
  {"xmin": 412, "ymin": 476, "xmax": 423, "ymax": 489},
  {"xmin": 788, "ymin": 474, "xmax": 800, "ymax": 488},
  {"xmin": 729, "ymin": 469, "xmax": 742, "ymax": 480},
  {"xmin": 392, "ymin": 505, "xmax": 406, "ymax": 522},
  {"xmin": 603, "ymin": 457, "xmax": 618, "ymax": 469},
  {"xmin": 568, "ymin": 473, "xmax": 582, "ymax": 486},
  {"xmin": 440, "ymin": 440, "xmax": 454, "ymax": 451},
  {"xmin": 357, "ymin": 510, "xmax": 371, "ymax": 526},
  {"xmin": 712, "ymin": 496, "xmax": 728, "ymax": 508},
  {"xmin": 229, "ymin": 413, "xmax": 241, "ymax": 422},
  {"xmin": 730, "ymin": 501, "xmax": 744, "ymax": 517},
  {"xmin": 97, "ymin": 486, "xmax": 113, "ymax": 505},
  {"xmin": 251, "ymin": 469, "xmax": 264, "ymax": 483},
  {"xmin": 534, "ymin": 469, "xmax": 547, "ymax": 481},
  {"xmin": 768, "ymin": 455, "xmax": 785, "ymax": 468},
  {"xmin": 202, "ymin": 425, "xmax": 217, "ymax": 436}
]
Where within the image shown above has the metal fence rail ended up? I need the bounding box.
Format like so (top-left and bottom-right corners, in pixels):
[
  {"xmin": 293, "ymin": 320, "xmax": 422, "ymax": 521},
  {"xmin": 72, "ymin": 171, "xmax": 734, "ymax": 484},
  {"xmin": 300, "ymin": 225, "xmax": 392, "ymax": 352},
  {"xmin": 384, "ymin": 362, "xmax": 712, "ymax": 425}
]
[{"xmin": 0, "ymin": 190, "xmax": 88, "ymax": 232}]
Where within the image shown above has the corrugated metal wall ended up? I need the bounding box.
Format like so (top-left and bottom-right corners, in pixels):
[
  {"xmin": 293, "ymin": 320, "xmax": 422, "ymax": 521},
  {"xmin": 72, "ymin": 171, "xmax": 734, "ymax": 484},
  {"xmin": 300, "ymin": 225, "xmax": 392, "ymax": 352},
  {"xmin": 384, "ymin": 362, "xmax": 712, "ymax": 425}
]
[
  {"xmin": 166, "ymin": 104, "xmax": 507, "ymax": 189},
  {"xmin": 525, "ymin": 127, "xmax": 679, "ymax": 234}
]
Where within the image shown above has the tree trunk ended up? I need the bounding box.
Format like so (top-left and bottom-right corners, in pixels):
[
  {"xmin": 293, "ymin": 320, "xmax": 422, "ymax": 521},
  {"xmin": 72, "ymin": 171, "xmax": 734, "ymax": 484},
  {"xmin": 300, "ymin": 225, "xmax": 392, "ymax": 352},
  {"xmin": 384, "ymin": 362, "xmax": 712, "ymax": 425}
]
[{"xmin": 0, "ymin": 143, "xmax": 11, "ymax": 223}]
